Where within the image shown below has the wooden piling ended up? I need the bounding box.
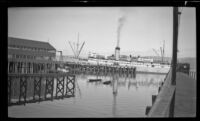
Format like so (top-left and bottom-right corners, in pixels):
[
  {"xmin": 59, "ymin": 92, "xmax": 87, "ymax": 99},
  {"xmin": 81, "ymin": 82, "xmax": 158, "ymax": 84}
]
[
  {"xmin": 44, "ymin": 76, "xmax": 54, "ymax": 101},
  {"xmin": 152, "ymin": 95, "xmax": 157, "ymax": 105},
  {"xmin": 146, "ymin": 106, "xmax": 151, "ymax": 115},
  {"xmin": 56, "ymin": 76, "xmax": 65, "ymax": 99},
  {"xmin": 33, "ymin": 76, "xmax": 42, "ymax": 102},
  {"xmin": 19, "ymin": 76, "xmax": 27, "ymax": 105}
]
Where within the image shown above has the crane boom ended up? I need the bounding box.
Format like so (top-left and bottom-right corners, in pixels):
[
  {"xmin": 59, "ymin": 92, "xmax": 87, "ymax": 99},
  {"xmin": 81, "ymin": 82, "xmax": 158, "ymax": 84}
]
[
  {"xmin": 68, "ymin": 41, "xmax": 77, "ymax": 58},
  {"xmin": 77, "ymin": 41, "xmax": 85, "ymax": 57},
  {"xmin": 160, "ymin": 47, "xmax": 163, "ymax": 62},
  {"xmin": 152, "ymin": 48, "xmax": 160, "ymax": 57},
  {"xmin": 68, "ymin": 33, "xmax": 85, "ymax": 59},
  {"xmin": 73, "ymin": 42, "xmax": 76, "ymax": 57}
]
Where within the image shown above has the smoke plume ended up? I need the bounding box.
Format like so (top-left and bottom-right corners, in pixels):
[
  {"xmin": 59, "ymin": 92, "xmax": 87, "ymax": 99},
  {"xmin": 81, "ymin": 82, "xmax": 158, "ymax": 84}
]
[{"xmin": 117, "ymin": 15, "xmax": 126, "ymax": 47}]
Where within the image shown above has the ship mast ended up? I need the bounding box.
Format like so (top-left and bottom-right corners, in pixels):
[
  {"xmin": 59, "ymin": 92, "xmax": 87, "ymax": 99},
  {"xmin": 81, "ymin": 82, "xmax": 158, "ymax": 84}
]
[
  {"xmin": 163, "ymin": 40, "xmax": 165, "ymax": 63},
  {"xmin": 68, "ymin": 33, "xmax": 85, "ymax": 59},
  {"xmin": 160, "ymin": 40, "xmax": 165, "ymax": 63}
]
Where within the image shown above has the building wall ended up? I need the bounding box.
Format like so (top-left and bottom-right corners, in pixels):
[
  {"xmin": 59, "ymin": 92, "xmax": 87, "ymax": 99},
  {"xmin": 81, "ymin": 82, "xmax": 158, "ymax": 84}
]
[{"xmin": 8, "ymin": 39, "xmax": 57, "ymax": 74}]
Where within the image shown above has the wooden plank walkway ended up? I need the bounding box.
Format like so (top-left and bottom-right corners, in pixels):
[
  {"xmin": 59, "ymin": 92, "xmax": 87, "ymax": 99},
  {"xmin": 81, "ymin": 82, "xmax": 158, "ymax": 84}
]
[
  {"xmin": 147, "ymin": 69, "xmax": 175, "ymax": 117},
  {"xmin": 174, "ymin": 72, "xmax": 196, "ymax": 117},
  {"xmin": 147, "ymin": 70, "xmax": 196, "ymax": 117}
]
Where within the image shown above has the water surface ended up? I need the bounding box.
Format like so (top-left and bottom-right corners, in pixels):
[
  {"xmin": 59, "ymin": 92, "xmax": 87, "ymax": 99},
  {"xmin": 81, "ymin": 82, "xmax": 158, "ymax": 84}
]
[{"xmin": 8, "ymin": 73, "xmax": 166, "ymax": 117}]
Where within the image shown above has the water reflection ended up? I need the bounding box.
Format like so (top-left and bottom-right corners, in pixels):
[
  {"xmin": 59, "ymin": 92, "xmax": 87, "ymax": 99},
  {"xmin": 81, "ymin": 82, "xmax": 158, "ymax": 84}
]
[
  {"xmin": 85, "ymin": 73, "xmax": 164, "ymax": 117},
  {"xmin": 112, "ymin": 74, "xmax": 119, "ymax": 117},
  {"xmin": 86, "ymin": 73, "xmax": 163, "ymax": 89}
]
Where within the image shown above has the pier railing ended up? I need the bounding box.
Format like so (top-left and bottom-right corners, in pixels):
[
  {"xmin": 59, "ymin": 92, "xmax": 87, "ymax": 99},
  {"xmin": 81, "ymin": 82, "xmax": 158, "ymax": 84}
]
[
  {"xmin": 146, "ymin": 68, "xmax": 176, "ymax": 117},
  {"xmin": 189, "ymin": 70, "xmax": 196, "ymax": 81},
  {"xmin": 8, "ymin": 73, "xmax": 75, "ymax": 106}
]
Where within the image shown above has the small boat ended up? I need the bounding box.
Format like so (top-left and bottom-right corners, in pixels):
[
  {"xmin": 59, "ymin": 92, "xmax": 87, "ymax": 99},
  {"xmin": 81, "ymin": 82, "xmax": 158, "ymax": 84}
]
[
  {"xmin": 89, "ymin": 79, "xmax": 102, "ymax": 82},
  {"xmin": 103, "ymin": 80, "xmax": 112, "ymax": 85}
]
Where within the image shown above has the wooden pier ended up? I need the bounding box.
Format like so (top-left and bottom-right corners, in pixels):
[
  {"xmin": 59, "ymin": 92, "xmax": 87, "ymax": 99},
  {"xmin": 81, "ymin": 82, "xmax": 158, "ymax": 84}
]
[
  {"xmin": 145, "ymin": 69, "xmax": 196, "ymax": 117},
  {"xmin": 8, "ymin": 58, "xmax": 65, "ymax": 74},
  {"xmin": 174, "ymin": 72, "xmax": 196, "ymax": 117},
  {"xmin": 8, "ymin": 73, "xmax": 75, "ymax": 106},
  {"xmin": 66, "ymin": 62, "xmax": 136, "ymax": 76},
  {"xmin": 145, "ymin": 7, "xmax": 196, "ymax": 117}
]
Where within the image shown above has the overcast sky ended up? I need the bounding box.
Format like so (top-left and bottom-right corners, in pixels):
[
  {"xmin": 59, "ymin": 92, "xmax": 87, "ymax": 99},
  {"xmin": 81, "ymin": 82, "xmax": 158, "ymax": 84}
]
[{"xmin": 8, "ymin": 7, "xmax": 196, "ymax": 58}]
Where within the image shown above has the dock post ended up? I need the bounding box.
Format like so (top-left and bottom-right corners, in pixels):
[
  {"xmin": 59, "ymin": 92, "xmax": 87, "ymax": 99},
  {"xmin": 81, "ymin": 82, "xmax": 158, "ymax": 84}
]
[
  {"xmin": 145, "ymin": 106, "xmax": 151, "ymax": 116},
  {"xmin": 169, "ymin": 89, "xmax": 176, "ymax": 117},
  {"xmin": 19, "ymin": 76, "xmax": 27, "ymax": 105},
  {"xmin": 45, "ymin": 76, "xmax": 54, "ymax": 101},
  {"xmin": 33, "ymin": 76, "xmax": 42, "ymax": 102},
  {"xmin": 66, "ymin": 75, "xmax": 75, "ymax": 97},
  {"xmin": 8, "ymin": 61, "xmax": 9, "ymax": 73},
  {"xmin": 56, "ymin": 76, "xmax": 65, "ymax": 99},
  {"xmin": 152, "ymin": 95, "xmax": 157, "ymax": 105},
  {"xmin": 8, "ymin": 76, "xmax": 12, "ymax": 105},
  {"xmin": 8, "ymin": 61, "xmax": 11, "ymax": 73},
  {"xmin": 158, "ymin": 86, "xmax": 161, "ymax": 92}
]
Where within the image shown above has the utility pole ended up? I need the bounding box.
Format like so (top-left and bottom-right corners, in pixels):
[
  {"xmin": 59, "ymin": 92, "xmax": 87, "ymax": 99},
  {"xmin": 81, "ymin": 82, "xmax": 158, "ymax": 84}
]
[
  {"xmin": 171, "ymin": 7, "xmax": 179, "ymax": 85},
  {"xmin": 168, "ymin": 7, "xmax": 180, "ymax": 117}
]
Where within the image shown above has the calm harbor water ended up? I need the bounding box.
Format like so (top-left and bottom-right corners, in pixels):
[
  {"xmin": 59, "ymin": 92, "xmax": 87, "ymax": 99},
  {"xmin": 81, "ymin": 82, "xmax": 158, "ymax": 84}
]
[{"xmin": 8, "ymin": 73, "xmax": 166, "ymax": 117}]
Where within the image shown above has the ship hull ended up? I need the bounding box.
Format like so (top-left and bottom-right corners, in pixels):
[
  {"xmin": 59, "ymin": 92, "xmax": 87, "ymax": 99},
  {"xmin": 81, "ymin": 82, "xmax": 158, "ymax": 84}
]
[
  {"xmin": 86, "ymin": 58, "xmax": 170, "ymax": 74},
  {"xmin": 135, "ymin": 66, "xmax": 170, "ymax": 74}
]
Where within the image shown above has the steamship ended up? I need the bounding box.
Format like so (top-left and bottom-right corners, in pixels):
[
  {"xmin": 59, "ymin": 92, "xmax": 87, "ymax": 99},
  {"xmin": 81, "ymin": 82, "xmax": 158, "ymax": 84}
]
[
  {"xmin": 87, "ymin": 52, "xmax": 170, "ymax": 74},
  {"xmin": 85, "ymin": 36, "xmax": 170, "ymax": 74}
]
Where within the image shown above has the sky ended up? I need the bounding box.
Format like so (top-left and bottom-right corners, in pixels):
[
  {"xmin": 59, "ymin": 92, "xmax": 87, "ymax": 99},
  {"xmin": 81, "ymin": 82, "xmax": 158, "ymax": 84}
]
[{"xmin": 8, "ymin": 7, "xmax": 196, "ymax": 58}]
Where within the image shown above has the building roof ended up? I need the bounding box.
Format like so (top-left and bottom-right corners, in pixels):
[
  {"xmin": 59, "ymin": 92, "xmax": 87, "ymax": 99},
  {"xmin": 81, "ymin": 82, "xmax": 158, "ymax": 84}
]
[
  {"xmin": 8, "ymin": 48, "xmax": 56, "ymax": 57},
  {"xmin": 8, "ymin": 37, "xmax": 56, "ymax": 50}
]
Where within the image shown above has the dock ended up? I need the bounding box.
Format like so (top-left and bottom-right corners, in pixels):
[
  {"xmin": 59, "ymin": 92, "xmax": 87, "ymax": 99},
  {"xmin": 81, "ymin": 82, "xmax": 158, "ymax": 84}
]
[
  {"xmin": 8, "ymin": 73, "xmax": 75, "ymax": 106},
  {"xmin": 145, "ymin": 7, "xmax": 196, "ymax": 117},
  {"xmin": 66, "ymin": 62, "xmax": 136, "ymax": 76},
  {"xmin": 174, "ymin": 72, "xmax": 196, "ymax": 117},
  {"xmin": 145, "ymin": 69, "xmax": 196, "ymax": 117}
]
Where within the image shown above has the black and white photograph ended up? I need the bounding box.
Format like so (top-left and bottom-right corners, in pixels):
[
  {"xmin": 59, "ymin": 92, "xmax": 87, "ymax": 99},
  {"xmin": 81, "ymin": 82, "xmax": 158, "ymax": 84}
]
[{"xmin": 7, "ymin": 6, "xmax": 196, "ymax": 118}]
